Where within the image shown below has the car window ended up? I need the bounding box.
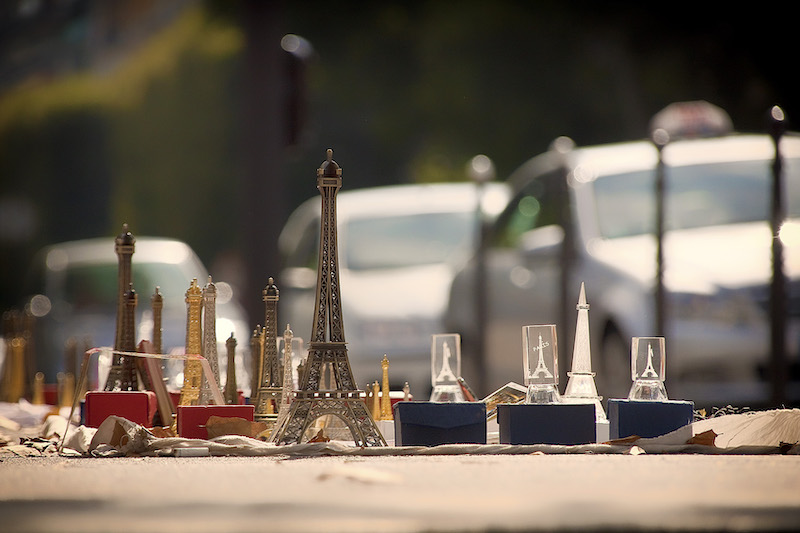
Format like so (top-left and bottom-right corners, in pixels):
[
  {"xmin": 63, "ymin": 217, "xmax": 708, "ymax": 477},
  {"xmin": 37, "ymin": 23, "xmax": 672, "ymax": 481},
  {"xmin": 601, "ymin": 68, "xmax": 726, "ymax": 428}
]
[
  {"xmin": 285, "ymin": 215, "xmax": 320, "ymax": 270},
  {"xmin": 593, "ymin": 158, "xmax": 800, "ymax": 239},
  {"xmin": 345, "ymin": 212, "xmax": 474, "ymax": 270},
  {"xmin": 62, "ymin": 262, "xmax": 197, "ymax": 311},
  {"xmin": 492, "ymin": 171, "xmax": 563, "ymax": 248}
]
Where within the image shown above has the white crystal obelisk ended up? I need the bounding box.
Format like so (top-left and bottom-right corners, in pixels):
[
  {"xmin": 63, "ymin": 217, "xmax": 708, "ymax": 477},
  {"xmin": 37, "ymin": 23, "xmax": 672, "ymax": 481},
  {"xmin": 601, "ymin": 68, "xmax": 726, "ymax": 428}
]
[{"xmin": 562, "ymin": 283, "xmax": 606, "ymax": 421}]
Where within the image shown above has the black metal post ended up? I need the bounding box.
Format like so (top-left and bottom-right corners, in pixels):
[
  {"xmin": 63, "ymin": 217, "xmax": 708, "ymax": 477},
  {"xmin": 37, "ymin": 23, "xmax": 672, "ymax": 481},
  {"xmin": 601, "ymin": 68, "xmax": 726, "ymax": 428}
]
[
  {"xmin": 652, "ymin": 129, "xmax": 669, "ymax": 338},
  {"xmin": 241, "ymin": 1, "xmax": 286, "ymax": 332},
  {"xmin": 474, "ymin": 183, "xmax": 487, "ymax": 397},
  {"xmin": 558, "ymin": 156, "xmax": 574, "ymax": 388},
  {"xmin": 768, "ymin": 105, "xmax": 787, "ymax": 407},
  {"xmin": 468, "ymin": 155, "xmax": 494, "ymax": 397}
]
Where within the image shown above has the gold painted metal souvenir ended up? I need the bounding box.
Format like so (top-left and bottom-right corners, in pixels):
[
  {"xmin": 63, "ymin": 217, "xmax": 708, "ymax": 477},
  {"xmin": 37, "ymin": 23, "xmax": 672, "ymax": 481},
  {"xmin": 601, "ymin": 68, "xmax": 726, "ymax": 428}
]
[
  {"xmin": 177, "ymin": 279, "xmax": 204, "ymax": 407},
  {"xmin": 381, "ymin": 355, "xmax": 392, "ymax": 421}
]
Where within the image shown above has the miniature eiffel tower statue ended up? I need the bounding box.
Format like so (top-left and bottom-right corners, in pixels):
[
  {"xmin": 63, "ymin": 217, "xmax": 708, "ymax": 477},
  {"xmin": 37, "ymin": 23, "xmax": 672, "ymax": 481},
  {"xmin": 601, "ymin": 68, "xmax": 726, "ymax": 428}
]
[
  {"xmin": 200, "ymin": 277, "xmax": 221, "ymax": 404},
  {"xmin": 254, "ymin": 278, "xmax": 283, "ymax": 424},
  {"xmin": 523, "ymin": 325, "xmax": 561, "ymax": 403},
  {"xmin": 105, "ymin": 224, "xmax": 138, "ymax": 391},
  {"xmin": 430, "ymin": 334, "xmax": 465, "ymax": 402},
  {"xmin": 151, "ymin": 287, "xmax": 163, "ymax": 355},
  {"xmin": 562, "ymin": 282, "xmax": 606, "ymax": 421},
  {"xmin": 628, "ymin": 337, "xmax": 668, "ymax": 401},
  {"xmin": 224, "ymin": 333, "xmax": 239, "ymax": 405},
  {"xmin": 273, "ymin": 324, "xmax": 295, "ymax": 430},
  {"xmin": 105, "ymin": 283, "xmax": 139, "ymax": 390},
  {"xmin": 177, "ymin": 279, "xmax": 204, "ymax": 407},
  {"xmin": 249, "ymin": 326, "xmax": 263, "ymax": 401},
  {"xmin": 380, "ymin": 355, "xmax": 392, "ymax": 421},
  {"xmin": 270, "ymin": 150, "xmax": 385, "ymax": 446}
]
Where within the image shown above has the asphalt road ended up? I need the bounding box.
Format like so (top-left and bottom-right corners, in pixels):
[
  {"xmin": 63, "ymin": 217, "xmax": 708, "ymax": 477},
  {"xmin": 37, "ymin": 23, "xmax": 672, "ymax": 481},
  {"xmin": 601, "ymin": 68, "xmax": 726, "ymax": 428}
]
[{"xmin": 2, "ymin": 452, "xmax": 800, "ymax": 532}]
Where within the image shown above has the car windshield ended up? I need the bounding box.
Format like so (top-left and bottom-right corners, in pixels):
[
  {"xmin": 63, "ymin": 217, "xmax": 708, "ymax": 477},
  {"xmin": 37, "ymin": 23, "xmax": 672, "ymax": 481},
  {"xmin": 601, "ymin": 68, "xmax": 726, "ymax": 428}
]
[
  {"xmin": 345, "ymin": 212, "xmax": 475, "ymax": 270},
  {"xmin": 593, "ymin": 158, "xmax": 800, "ymax": 239},
  {"xmin": 61, "ymin": 262, "xmax": 196, "ymax": 312}
]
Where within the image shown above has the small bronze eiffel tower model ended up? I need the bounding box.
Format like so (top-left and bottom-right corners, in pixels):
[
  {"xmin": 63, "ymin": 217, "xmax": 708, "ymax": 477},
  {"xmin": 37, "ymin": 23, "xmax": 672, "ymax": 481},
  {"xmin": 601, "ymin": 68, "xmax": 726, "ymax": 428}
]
[
  {"xmin": 104, "ymin": 225, "xmax": 138, "ymax": 391},
  {"xmin": 270, "ymin": 150, "xmax": 385, "ymax": 446},
  {"xmin": 253, "ymin": 278, "xmax": 282, "ymax": 424}
]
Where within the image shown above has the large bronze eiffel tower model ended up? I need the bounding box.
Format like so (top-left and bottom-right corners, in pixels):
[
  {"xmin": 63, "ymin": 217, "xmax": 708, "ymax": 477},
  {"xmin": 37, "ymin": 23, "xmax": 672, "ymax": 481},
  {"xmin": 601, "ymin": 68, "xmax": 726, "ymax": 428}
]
[{"xmin": 270, "ymin": 150, "xmax": 385, "ymax": 446}]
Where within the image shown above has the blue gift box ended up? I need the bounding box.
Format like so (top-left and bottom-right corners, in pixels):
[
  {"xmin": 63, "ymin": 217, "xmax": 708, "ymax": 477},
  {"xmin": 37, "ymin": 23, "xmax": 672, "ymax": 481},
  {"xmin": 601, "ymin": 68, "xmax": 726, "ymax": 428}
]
[
  {"xmin": 608, "ymin": 399, "xmax": 694, "ymax": 440},
  {"xmin": 497, "ymin": 403, "xmax": 596, "ymax": 445},
  {"xmin": 394, "ymin": 401, "xmax": 486, "ymax": 446}
]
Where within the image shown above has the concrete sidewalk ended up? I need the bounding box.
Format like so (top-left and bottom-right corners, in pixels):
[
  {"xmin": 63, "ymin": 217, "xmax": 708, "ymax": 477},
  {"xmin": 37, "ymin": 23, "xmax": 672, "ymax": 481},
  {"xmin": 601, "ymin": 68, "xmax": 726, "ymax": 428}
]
[{"xmin": 2, "ymin": 453, "xmax": 800, "ymax": 532}]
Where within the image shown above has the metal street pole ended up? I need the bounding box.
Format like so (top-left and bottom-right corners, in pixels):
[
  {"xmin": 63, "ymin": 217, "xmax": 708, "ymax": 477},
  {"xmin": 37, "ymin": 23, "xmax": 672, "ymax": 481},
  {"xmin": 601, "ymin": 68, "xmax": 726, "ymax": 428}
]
[
  {"xmin": 651, "ymin": 128, "xmax": 669, "ymax": 338},
  {"xmin": 768, "ymin": 105, "xmax": 787, "ymax": 407},
  {"xmin": 468, "ymin": 155, "xmax": 494, "ymax": 397}
]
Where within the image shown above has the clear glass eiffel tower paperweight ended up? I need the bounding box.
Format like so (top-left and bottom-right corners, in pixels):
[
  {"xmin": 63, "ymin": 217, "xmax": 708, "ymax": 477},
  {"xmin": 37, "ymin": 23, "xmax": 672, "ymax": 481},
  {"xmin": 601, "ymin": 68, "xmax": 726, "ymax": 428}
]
[
  {"xmin": 430, "ymin": 333, "xmax": 465, "ymax": 402},
  {"xmin": 628, "ymin": 336, "xmax": 668, "ymax": 401},
  {"xmin": 523, "ymin": 325, "xmax": 561, "ymax": 403}
]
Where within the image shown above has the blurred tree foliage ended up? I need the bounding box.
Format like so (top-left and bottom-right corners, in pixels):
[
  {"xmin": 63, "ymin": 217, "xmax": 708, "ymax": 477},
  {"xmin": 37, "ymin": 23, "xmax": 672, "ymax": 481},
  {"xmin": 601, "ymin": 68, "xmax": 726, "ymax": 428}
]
[
  {"xmin": 0, "ymin": 4, "xmax": 243, "ymax": 308},
  {"xmin": 0, "ymin": 0, "xmax": 792, "ymax": 311}
]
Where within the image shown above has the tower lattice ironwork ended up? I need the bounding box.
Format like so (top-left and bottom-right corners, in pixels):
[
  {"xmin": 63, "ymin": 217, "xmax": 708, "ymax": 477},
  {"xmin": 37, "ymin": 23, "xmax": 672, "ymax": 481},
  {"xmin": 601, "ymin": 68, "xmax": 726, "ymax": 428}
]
[{"xmin": 270, "ymin": 150, "xmax": 385, "ymax": 446}]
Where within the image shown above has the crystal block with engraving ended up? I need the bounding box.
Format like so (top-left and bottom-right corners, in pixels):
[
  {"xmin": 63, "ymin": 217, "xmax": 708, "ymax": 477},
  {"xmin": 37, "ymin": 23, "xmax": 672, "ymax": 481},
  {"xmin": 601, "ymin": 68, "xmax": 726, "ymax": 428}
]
[
  {"xmin": 523, "ymin": 324, "xmax": 561, "ymax": 403},
  {"xmin": 429, "ymin": 333, "xmax": 465, "ymax": 402},
  {"xmin": 628, "ymin": 336, "xmax": 668, "ymax": 401}
]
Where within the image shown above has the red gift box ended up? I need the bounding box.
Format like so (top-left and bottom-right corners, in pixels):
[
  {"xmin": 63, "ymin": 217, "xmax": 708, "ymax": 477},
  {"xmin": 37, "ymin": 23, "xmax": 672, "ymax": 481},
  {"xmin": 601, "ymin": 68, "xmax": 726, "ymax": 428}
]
[
  {"xmin": 84, "ymin": 391, "xmax": 157, "ymax": 428},
  {"xmin": 177, "ymin": 404, "xmax": 255, "ymax": 439}
]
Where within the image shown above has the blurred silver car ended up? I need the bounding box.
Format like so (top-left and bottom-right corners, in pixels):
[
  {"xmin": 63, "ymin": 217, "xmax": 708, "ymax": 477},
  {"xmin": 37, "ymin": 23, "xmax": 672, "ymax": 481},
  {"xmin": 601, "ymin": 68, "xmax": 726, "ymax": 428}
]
[
  {"xmin": 278, "ymin": 182, "xmax": 511, "ymax": 394},
  {"xmin": 446, "ymin": 132, "xmax": 800, "ymax": 407},
  {"xmin": 23, "ymin": 236, "xmax": 251, "ymax": 391}
]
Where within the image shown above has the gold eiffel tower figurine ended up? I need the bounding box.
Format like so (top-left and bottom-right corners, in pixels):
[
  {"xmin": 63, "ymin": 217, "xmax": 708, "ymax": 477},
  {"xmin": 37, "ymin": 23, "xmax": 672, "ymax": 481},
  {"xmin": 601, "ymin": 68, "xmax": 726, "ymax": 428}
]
[
  {"xmin": 254, "ymin": 278, "xmax": 283, "ymax": 424},
  {"xmin": 380, "ymin": 355, "xmax": 392, "ymax": 421},
  {"xmin": 270, "ymin": 150, "xmax": 385, "ymax": 446},
  {"xmin": 177, "ymin": 279, "xmax": 204, "ymax": 407}
]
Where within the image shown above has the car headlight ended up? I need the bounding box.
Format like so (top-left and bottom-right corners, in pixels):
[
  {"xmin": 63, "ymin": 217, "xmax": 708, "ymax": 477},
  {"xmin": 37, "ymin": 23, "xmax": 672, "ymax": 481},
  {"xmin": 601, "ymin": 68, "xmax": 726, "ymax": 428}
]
[{"xmin": 669, "ymin": 289, "xmax": 764, "ymax": 326}]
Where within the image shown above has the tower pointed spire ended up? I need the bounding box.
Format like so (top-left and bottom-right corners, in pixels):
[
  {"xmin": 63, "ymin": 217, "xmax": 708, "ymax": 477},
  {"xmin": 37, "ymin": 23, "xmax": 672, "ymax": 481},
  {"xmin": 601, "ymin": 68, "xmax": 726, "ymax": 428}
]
[{"xmin": 563, "ymin": 282, "xmax": 606, "ymax": 421}]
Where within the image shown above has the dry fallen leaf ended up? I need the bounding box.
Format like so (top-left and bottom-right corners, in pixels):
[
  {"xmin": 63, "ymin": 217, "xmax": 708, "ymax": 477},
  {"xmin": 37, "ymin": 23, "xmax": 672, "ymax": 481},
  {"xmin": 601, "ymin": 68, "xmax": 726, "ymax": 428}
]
[
  {"xmin": 205, "ymin": 416, "xmax": 268, "ymax": 439},
  {"xmin": 607, "ymin": 435, "xmax": 641, "ymax": 445},
  {"xmin": 308, "ymin": 429, "xmax": 330, "ymax": 443},
  {"xmin": 149, "ymin": 426, "xmax": 175, "ymax": 438},
  {"xmin": 687, "ymin": 429, "xmax": 717, "ymax": 446}
]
